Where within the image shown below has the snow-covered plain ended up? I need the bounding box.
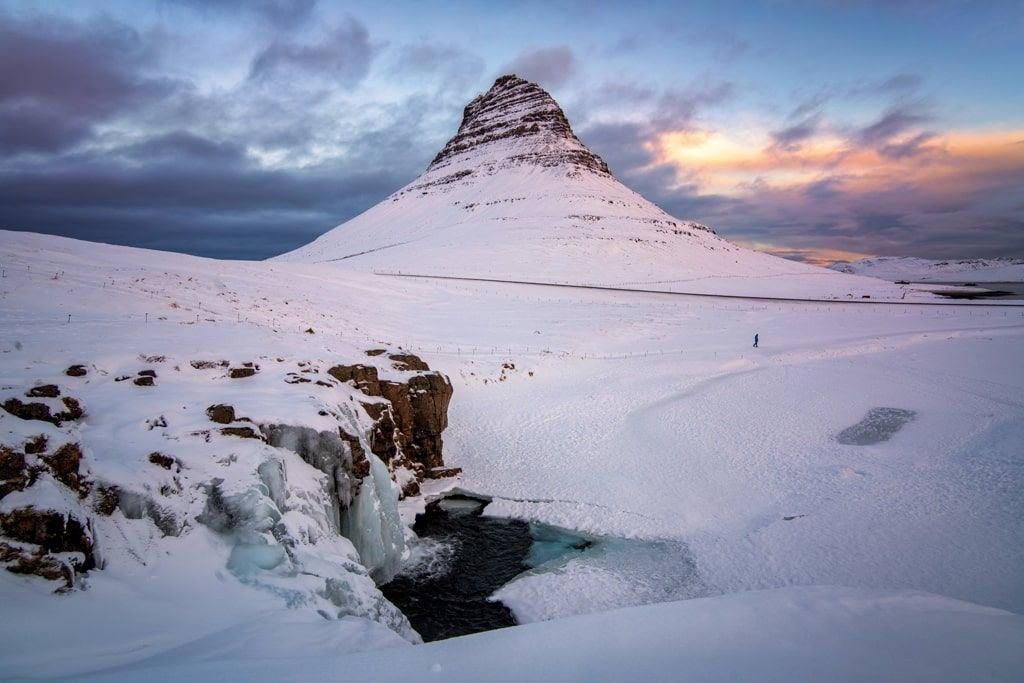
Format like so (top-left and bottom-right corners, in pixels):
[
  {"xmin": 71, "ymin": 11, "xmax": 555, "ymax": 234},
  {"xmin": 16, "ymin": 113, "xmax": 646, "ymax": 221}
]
[
  {"xmin": 831, "ymin": 256, "xmax": 1024, "ymax": 283},
  {"xmin": 1, "ymin": 229, "xmax": 1023, "ymax": 680}
]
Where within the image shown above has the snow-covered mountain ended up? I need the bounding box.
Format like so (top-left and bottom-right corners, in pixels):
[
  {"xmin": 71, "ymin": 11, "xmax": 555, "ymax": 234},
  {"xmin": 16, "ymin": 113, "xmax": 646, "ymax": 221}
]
[
  {"xmin": 830, "ymin": 256, "xmax": 1024, "ymax": 282},
  {"xmin": 278, "ymin": 75, "xmax": 911, "ymax": 300}
]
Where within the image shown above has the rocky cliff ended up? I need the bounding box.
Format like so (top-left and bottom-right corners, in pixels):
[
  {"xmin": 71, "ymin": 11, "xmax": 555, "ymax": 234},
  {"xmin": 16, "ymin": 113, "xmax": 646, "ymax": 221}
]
[{"xmin": 0, "ymin": 350, "xmax": 454, "ymax": 638}]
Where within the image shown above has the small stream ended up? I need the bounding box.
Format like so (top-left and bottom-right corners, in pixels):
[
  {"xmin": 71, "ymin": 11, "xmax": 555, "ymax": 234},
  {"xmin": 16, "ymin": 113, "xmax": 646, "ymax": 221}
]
[{"xmin": 381, "ymin": 494, "xmax": 589, "ymax": 641}]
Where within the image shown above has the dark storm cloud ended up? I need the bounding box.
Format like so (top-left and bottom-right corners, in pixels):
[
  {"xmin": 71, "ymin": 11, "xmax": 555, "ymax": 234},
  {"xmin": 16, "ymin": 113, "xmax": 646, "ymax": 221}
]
[
  {"xmin": 248, "ymin": 17, "xmax": 374, "ymax": 86},
  {"xmin": 0, "ymin": 103, "xmax": 91, "ymax": 154},
  {"xmin": 0, "ymin": 8, "xmax": 431, "ymax": 259},
  {"xmin": 0, "ymin": 11, "xmax": 180, "ymax": 153},
  {"xmin": 502, "ymin": 46, "xmax": 577, "ymax": 88},
  {"xmin": 0, "ymin": 149, "xmax": 411, "ymax": 259}
]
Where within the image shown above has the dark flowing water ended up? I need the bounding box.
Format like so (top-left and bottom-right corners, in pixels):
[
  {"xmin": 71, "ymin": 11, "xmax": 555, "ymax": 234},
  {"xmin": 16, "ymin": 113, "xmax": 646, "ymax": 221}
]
[{"xmin": 381, "ymin": 495, "xmax": 535, "ymax": 642}]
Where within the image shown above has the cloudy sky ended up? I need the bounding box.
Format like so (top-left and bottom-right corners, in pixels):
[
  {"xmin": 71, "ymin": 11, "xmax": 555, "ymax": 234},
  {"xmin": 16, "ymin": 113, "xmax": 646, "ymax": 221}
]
[{"xmin": 1, "ymin": 0, "xmax": 1022, "ymax": 263}]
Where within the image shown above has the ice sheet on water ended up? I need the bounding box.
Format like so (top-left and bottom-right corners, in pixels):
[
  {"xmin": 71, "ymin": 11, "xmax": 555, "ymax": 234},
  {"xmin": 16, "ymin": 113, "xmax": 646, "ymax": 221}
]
[
  {"xmin": 836, "ymin": 407, "xmax": 917, "ymax": 445},
  {"xmin": 525, "ymin": 523, "xmax": 591, "ymax": 568},
  {"xmin": 436, "ymin": 496, "xmax": 486, "ymax": 515},
  {"xmin": 494, "ymin": 535, "xmax": 711, "ymax": 623}
]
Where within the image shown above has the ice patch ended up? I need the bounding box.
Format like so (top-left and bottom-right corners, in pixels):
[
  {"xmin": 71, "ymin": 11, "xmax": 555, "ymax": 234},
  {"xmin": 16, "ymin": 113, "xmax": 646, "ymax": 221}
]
[
  {"xmin": 836, "ymin": 407, "xmax": 917, "ymax": 445},
  {"xmin": 525, "ymin": 523, "xmax": 591, "ymax": 568},
  {"xmin": 436, "ymin": 496, "xmax": 486, "ymax": 515}
]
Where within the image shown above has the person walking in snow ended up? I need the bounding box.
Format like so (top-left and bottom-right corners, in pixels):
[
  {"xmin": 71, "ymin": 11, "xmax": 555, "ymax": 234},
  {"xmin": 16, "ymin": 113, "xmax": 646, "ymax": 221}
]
[{"xmin": 753, "ymin": 332, "xmax": 759, "ymax": 348}]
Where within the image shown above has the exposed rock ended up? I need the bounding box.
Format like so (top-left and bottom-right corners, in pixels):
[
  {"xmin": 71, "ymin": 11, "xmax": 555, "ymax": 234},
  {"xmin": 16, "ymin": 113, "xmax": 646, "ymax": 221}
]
[
  {"xmin": 60, "ymin": 396, "xmax": 84, "ymax": 421},
  {"xmin": 220, "ymin": 426, "xmax": 262, "ymax": 440},
  {"xmin": 93, "ymin": 486, "xmax": 120, "ymax": 516},
  {"xmin": 27, "ymin": 384, "xmax": 60, "ymax": 398},
  {"xmin": 338, "ymin": 429, "xmax": 370, "ymax": 480},
  {"xmin": 138, "ymin": 369, "xmax": 157, "ymax": 378},
  {"xmin": 0, "ymin": 507, "xmax": 95, "ymax": 571},
  {"xmin": 133, "ymin": 376, "xmax": 154, "ymax": 386},
  {"xmin": 427, "ymin": 74, "xmax": 611, "ymax": 177},
  {"xmin": 389, "ymin": 353, "xmax": 429, "ymax": 372},
  {"xmin": 0, "ymin": 446, "xmax": 29, "ymax": 499},
  {"xmin": 365, "ymin": 349, "xmax": 387, "ymax": 357},
  {"xmin": 0, "ymin": 541, "xmax": 74, "ymax": 587},
  {"xmin": 148, "ymin": 452, "xmax": 178, "ymax": 471},
  {"xmin": 361, "ymin": 402, "xmax": 398, "ymax": 462},
  {"xmin": 64, "ymin": 365, "xmax": 87, "ymax": 377},
  {"xmin": 42, "ymin": 443, "xmax": 86, "ymax": 495},
  {"xmin": 2, "ymin": 396, "xmax": 83, "ymax": 426},
  {"xmin": 332, "ymin": 359, "xmax": 454, "ymax": 477},
  {"xmin": 206, "ymin": 404, "xmax": 236, "ymax": 424},
  {"xmin": 427, "ymin": 466, "xmax": 463, "ymax": 479},
  {"xmin": 379, "ymin": 373, "xmax": 453, "ymax": 472},
  {"xmin": 23, "ymin": 434, "xmax": 47, "ymax": 455},
  {"xmin": 2, "ymin": 398, "xmax": 55, "ymax": 423},
  {"xmin": 229, "ymin": 367, "xmax": 256, "ymax": 379},
  {"xmin": 327, "ymin": 364, "xmax": 381, "ymax": 395},
  {"xmin": 190, "ymin": 360, "xmax": 228, "ymax": 370}
]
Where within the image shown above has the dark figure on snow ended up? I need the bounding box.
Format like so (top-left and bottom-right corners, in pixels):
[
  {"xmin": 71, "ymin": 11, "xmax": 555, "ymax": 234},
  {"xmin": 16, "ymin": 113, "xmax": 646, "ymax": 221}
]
[{"xmin": 753, "ymin": 333, "xmax": 759, "ymax": 348}]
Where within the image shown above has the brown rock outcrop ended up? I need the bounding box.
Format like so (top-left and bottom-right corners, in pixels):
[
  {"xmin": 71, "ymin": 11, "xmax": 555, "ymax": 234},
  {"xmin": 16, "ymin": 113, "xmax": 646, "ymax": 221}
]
[{"xmin": 327, "ymin": 364, "xmax": 382, "ymax": 395}]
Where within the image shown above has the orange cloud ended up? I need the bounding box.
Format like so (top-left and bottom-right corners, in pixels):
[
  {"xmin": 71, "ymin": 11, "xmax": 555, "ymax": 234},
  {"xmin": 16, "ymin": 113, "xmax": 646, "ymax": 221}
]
[
  {"xmin": 733, "ymin": 241, "xmax": 874, "ymax": 267},
  {"xmin": 650, "ymin": 126, "xmax": 1024, "ymax": 199}
]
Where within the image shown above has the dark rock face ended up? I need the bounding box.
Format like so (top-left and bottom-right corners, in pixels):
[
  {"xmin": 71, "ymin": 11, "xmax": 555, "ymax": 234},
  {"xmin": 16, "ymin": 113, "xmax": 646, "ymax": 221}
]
[
  {"xmin": 65, "ymin": 365, "xmax": 87, "ymax": 377},
  {"xmin": 389, "ymin": 353, "xmax": 429, "ymax": 372},
  {"xmin": 220, "ymin": 426, "xmax": 262, "ymax": 440},
  {"xmin": 148, "ymin": 452, "xmax": 177, "ymax": 470},
  {"xmin": 207, "ymin": 404, "xmax": 236, "ymax": 424},
  {"xmin": 380, "ymin": 374, "xmax": 453, "ymax": 473},
  {"xmin": 327, "ymin": 364, "xmax": 382, "ymax": 396},
  {"xmin": 0, "ymin": 446, "xmax": 30, "ymax": 499},
  {"xmin": 2, "ymin": 396, "xmax": 83, "ymax": 426},
  {"xmin": 0, "ymin": 507, "xmax": 96, "ymax": 588},
  {"xmin": 327, "ymin": 355, "xmax": 454, "ymax": 481},
  {"xmin": 42, "ymin": 443, "xmax": 86, "ymax": 495},
  {"xmin": 229, "ymin": 367, "xmax": 257, "ymax": 379},
  {"xmin": 27, "ymin": 385, "xmax": 61, "ymax": 398},
  {"xmin": 426, "ymin": 74, "xmax": 611, "ymax": 177}
]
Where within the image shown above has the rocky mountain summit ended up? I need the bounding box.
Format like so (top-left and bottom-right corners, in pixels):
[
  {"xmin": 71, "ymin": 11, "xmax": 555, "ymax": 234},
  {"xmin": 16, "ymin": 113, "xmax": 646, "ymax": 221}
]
[
  {"xmin": 426, "ymin": 74, "xmax": 611, "ymax": 178},
  {"xmin": 277, "ymin": 75, "xmax": 910, "ymax": 301}
]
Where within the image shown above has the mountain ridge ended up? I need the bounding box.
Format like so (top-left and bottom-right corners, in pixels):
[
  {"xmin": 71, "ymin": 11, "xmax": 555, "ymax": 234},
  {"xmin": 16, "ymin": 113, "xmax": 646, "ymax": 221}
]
[{"xmin": 276, "ymin": 75, "xmax": 919, "ymax": 300}]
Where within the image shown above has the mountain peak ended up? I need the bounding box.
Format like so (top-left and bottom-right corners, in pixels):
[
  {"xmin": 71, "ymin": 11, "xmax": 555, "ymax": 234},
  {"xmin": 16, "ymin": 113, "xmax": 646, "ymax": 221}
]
[{"xmin": 426, "ymin": 74, "xmax": 611, "ymax": 177}]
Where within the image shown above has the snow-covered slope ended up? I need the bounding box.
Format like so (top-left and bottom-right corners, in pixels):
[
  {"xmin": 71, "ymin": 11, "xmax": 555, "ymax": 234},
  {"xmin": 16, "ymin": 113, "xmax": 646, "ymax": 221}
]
[
  {"xmin": 73, "ymin": 587, "xmax": 1024, "ymax": 682},
  {"xmin": 2, "ymin": 229, "xmax": 1023, "ymax": 679},
  {"xmin": 831, "ymin": 256, "xmax": 1024, "ymax": 282},
  {"xmin": 277, "ymin": 76, "xmax": 914, "ymax": 300}
]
